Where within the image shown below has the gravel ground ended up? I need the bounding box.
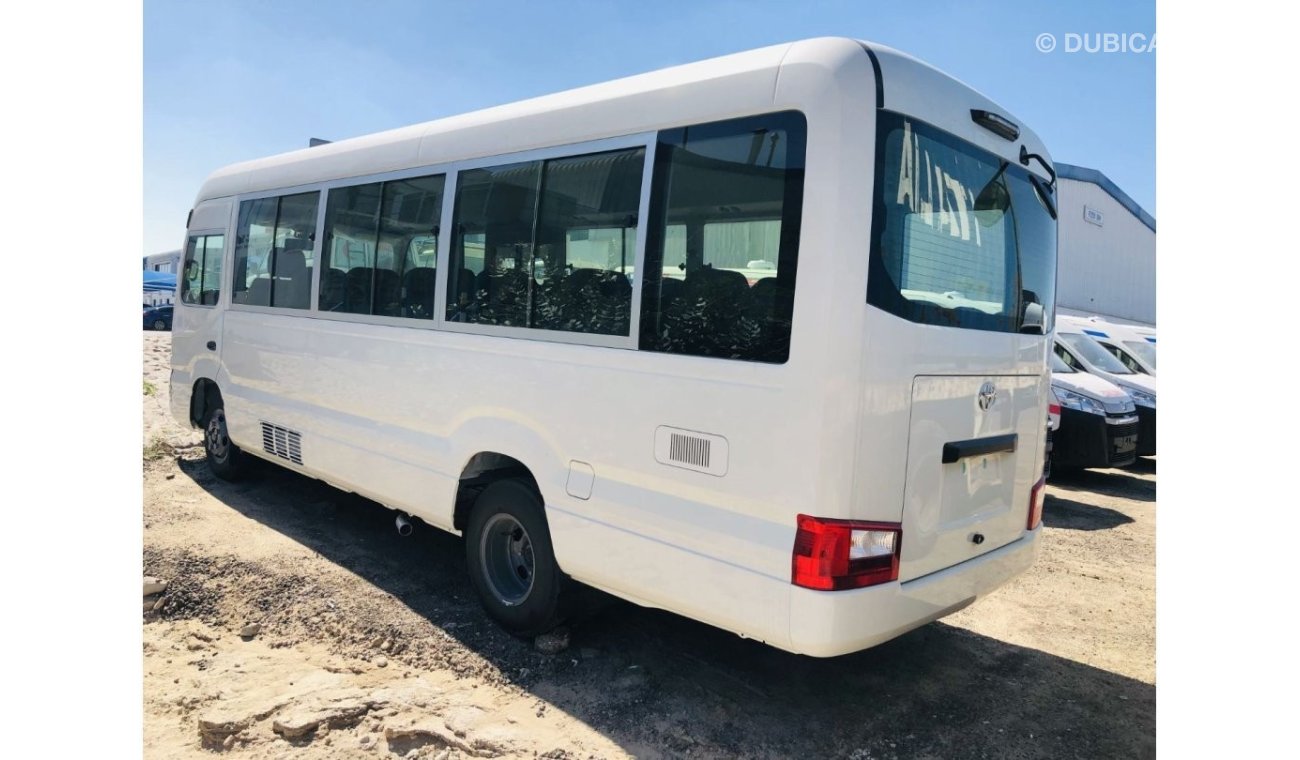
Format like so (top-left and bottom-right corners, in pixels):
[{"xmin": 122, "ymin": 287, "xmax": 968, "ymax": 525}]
[{"xmin": 142, "ymin": 331, "xmax": 1155, "ymax": 759}]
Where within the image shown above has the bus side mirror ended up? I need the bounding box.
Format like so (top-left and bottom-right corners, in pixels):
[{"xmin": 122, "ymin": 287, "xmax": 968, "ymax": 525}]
[{"xmin": 1020, "ymin": 302, "xmax": 1046, "ymax": 334}]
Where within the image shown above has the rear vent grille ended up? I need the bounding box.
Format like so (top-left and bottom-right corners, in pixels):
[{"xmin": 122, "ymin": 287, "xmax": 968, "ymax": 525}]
[
  {"xmin": 669, "ymin": 433, "xmax": 711, "ymax": 469},
  {"xmin": 260, "ymin": 422, "xmax": 303, "ymax": 465}
]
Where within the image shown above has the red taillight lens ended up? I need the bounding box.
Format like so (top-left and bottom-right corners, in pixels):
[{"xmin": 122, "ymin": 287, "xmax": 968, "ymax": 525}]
[
  {"xmin": 1027, "ymin": 477, "xmax": 1046, "ymax": 530},
  {"xmin": 1048, "ymin": 403, "xmax": 1061, "ymax": 416},
  {"xmin": 792, "ymin": 515, "xmax": 901, "ymax": 590}
]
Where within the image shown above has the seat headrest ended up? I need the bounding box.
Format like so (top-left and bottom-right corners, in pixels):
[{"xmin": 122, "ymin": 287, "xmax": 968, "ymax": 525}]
[
  {"xmin": 686, "ymin": 266, "xmax": 749, "ymax": 299},
  {"xmin": 277, "ymin": 249, "xmax": 307, "ymax": 275}
]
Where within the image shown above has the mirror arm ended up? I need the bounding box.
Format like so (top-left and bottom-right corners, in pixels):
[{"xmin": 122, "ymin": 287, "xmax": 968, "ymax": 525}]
[{"xmin": 1019, "ymin": 146, "xmax": 1057, "ymax": 192}]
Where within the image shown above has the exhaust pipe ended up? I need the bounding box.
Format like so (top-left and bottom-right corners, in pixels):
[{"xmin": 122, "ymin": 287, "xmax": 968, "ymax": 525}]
[{"xmin": 395, "ymin": 514, "xmax": 413, "ymax": 537}]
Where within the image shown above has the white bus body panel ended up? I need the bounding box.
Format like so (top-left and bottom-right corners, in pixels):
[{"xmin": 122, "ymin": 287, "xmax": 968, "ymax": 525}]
[
  {"xmin": 172, "ymin": 37, "xmax": 1052, "ymax": 656},
  {"xmin": 169, "ymin": 198, "xmax": 232, "ymax": 427}
]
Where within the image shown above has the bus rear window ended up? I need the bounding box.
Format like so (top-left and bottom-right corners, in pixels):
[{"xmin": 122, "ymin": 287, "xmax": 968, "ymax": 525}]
[{"xmin": 868, "ymin": 112, "xmax": 1057, "ymax": 333}]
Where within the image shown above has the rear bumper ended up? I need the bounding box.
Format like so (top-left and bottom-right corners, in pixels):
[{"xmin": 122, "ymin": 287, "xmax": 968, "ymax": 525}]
[
  {"xmin": 786, "ymin": 528, "xmax": 1041, "ymax": 657},
  {"xmin": 551, "ymin": 506, "xmax": 1041, "ymax": 659}
]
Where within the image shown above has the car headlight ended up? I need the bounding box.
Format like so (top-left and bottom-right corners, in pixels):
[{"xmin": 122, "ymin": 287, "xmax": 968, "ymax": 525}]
[
  {"xmin": 1128, "ymin": 388, "xmax": 1156, "ymax": 409},
  {"xmin": 1053, "ymin": 388, "xmax": 1106, "ymax": 415}
]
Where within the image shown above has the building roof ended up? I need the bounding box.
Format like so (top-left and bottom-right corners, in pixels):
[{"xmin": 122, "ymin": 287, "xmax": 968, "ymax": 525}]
[{"xmin": 1056, "ymin": 163, "xmax": 1156, "ymax": 233}]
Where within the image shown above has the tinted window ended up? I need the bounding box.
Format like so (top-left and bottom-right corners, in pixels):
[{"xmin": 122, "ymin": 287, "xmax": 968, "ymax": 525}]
[
  {"xmin": 379, "ymin": 175, "xmax": 443, "ymax": 319},
  {"xmin": 1124, "ymin": 340, "xmax": 1156, "ymax": 370},
  {"xmin": 639, "ymin": 111, "xmax": 806, "ymax": 363},
  {"xmin": 531, "ymin": 148, "xmax": 644, "ymax": 335},
  {"xmin": 181, "ymin": 234, "xmax": 224, "ymax": 306},
  {"xmin": 321, "ymin": 182, "xmax": 382, "ymax": 313},
  {"xmin": 1059, "ymin": 332, "xmax": 1132, "ymax": 374},
  {"xmin": 320, "ymin": 174, "xmax": 444, "ymax": 318},
  {"xmin": 869, "ymin": 112, "xmax": 1058, "ymax": 333},
  {"xmin": 232, "ymin": 192, "xmax": 319, "ymax": 309},
  {"xmin": 447, "ymin": 149, "xmax": 645, "ymax": 335},
  {"xmin": 1054, "ymin": 343, "xmax": 1084, "ymax": 371},
  {"xmin": 181, "ymin": 237, "xmax": 201, "ymax": 305},
  {"xmin": 232, "ymin": 197, "xmax": 277, "ymax": 306},
  {"xmin": 271, "ymin": 193, "xmax": 319, "ymax": 309},
  {"xmin": 448, "ymin": 161, "xmax": 541, "ymax": 327},
  {"xmin": 1102, "ymin": 342, "xmax": 1144, "ymax": 373}
]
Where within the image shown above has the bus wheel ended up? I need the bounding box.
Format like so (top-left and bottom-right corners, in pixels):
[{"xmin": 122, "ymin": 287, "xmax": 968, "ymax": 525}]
[
  {"xmin": 465, "ymin": 478, "xmax": 570, "ymax": 637},
  {"xmin": 202, "ymin": 399, "xmax": 247, "ymax": 481}
]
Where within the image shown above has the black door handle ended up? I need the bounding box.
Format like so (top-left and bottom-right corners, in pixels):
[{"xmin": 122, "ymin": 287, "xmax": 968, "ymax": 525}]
[
  {"xmin": 206, "ymin": 341, "xmax": 217, "ymax": 351},
  {"xmin": 942, "ymin": 433, "xmax": 1017, "ymax": 464}
]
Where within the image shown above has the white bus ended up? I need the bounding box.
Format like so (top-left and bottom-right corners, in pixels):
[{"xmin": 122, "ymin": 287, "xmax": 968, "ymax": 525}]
[{"xmin": 170, "ymin": 37, "xmax": 1059, "ymax": 657}]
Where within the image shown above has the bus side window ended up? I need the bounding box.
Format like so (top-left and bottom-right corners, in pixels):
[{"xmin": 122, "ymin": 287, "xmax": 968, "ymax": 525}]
[
  {"xmin": 446, "ymin": 150, "xmax": 643, "ymax": 336},
  {"xmin": 639, "ymin": 111, "xmax": 807, "ymax": 364},
  {"xmin": 447, "ymin": 162, "xmax": 541, "ymax": 327},
  {"xmin": 232, "ymin": 192, "xmax": 318, "ymax": 309},
  {"xmin": 378, "ymin": 175, "xmax": 444, "ymax": 319},
  {"xmin": 530, "ymin": 148, "xmax": 644, "ymax": 336}
]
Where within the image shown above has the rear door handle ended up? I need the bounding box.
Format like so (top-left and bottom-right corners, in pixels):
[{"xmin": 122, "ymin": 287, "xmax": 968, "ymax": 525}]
[
  {"xmin": 942, "ymin": 433, "xmax": 1017, "ymax": 464},
  {"xmin": 206, "ymin": 341, "xmax": 217, "ymax": 351}
]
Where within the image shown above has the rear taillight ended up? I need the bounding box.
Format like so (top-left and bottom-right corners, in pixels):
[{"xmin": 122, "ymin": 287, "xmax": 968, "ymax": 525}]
[
  {"xmin": 792, "ymin": 515, "xmax": 901, "ymax": 590},
  {"xmin": 1028, "ymin": 477, "xmax": 1046, "ymax": 530},
  {"xmin": 1048, "ymin": 402, "xmax": 1061, "ymax": 416}
]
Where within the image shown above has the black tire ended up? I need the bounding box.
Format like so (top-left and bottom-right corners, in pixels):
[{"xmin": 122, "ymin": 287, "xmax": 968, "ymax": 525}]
[
  {"xmin": 465, "ymin": 478, "xmax": 571, "ymax": 637},
  {"xmin": 153, "ymin": 319, "xmax": 167, "ymax": 331},
  {"xmin": 201, "ymin": 392, "xmax": 248, "ymax": 481}
]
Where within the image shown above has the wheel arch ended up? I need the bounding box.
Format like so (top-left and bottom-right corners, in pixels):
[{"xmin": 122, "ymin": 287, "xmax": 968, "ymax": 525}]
[
  {"xmin": 452, "ymin": 451, "xmax": 544, "ymax": 533},
  {"xmin": 189, "ymin": 378, "xmax": 222, "ymax": 427}
]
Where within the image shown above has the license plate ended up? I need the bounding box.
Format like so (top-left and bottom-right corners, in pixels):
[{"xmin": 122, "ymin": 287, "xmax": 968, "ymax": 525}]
[{"xmin": 1113, "ymin": 435, "xmax": 1137, "ymax": 455}]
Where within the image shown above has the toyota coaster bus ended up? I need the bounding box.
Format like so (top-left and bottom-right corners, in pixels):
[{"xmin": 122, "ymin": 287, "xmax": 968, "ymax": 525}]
[{"xmin": 170, "ymin": 38, "xmax": 1059, "ymax": 657}]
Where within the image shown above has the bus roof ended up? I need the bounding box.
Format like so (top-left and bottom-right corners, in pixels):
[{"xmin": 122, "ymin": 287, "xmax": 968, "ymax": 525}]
[{"xmin": 195, "ymin": 37, "xmax": 1051, "ymax": 204}]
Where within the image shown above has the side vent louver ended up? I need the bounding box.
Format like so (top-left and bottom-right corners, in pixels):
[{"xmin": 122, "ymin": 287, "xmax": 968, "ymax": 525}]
[
  {"xmin": 654, "ymin": 426, "xmax": 728, "ymax": 477},
  {"xmin": 260, "ymin": 422, "xmax": 303, "ymax": 466}
]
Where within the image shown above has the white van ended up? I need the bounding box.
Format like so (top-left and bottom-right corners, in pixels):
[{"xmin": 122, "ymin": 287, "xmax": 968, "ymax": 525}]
[
  {"xmin": 1047, "ymin": 352, "xmax": 1139, "ymax": 470},
  {"xmin": 1058, "ymin": 315, "xmax": 1156, "ymax": 376},
  {"xmin": 1053, "ymin": 328, "xmax": 1155, "ymax": 456},
  {"xmin": 170, "ymin": 38, "xmax": 1058, "ymax": 657}
]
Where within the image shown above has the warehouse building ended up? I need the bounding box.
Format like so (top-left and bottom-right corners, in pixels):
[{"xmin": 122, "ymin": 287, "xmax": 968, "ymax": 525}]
[{"xmin": 1055, "ymin": 163, "xmax": 1156, "ymax": 326}]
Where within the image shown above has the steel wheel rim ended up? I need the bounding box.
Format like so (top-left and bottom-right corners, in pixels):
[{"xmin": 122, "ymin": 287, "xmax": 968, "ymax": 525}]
[
  {"xmin": 479, "ymin": 513, "xmax": 535, "ymax": 606},
  {"xmin": 206, "ymin": 409, "xmax": 230, "ymax": 461}
]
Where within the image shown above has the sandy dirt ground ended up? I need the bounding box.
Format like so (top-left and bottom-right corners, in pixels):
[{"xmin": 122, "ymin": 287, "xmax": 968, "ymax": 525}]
[{"xmin": 142, "ymin": 331, "xmax": 1155, "ymax": 759}]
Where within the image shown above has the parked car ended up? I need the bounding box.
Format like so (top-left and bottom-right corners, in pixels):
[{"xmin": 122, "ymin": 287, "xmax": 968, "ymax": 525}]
[
  {"xmin": 1053, "ymin": 328, "xmax": 1155, "ymax": 456},
  {"xmin": 1058, "ymin": 315, "xmax": 1156, "ymax": 376},
  {"xmin": 1047, "ymin": 351, "xmax": 1140, "ymax": 471},
  {"xmin": 144, "ymin": 305, "xmax": 173, "ymax": 331}
]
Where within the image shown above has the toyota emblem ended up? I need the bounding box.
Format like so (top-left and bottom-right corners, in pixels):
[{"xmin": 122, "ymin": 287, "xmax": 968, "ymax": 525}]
[{"xmin": 978, "ymin": 382, "xmax": 998, "ymax": 411}]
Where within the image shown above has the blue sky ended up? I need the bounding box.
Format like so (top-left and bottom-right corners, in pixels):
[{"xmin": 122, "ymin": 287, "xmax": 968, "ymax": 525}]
[{"xmin": 144, "ymin": 0, "xmax": 1155, "ymax": 255}]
